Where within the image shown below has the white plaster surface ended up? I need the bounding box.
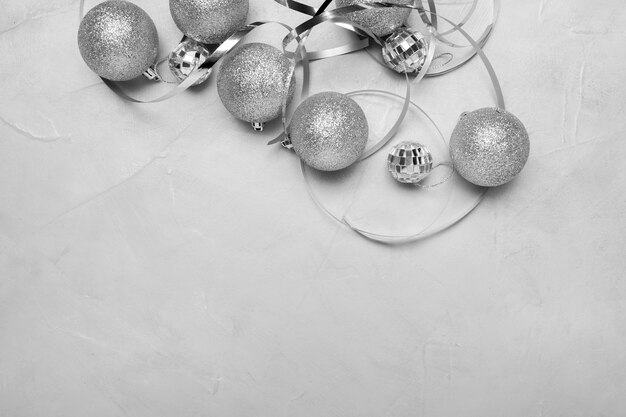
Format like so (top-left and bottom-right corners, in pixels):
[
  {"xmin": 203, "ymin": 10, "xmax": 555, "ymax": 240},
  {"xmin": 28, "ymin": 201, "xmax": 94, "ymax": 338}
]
[{"xmin": 0, "ymin": 1, "xmax": 625, "ymax": 416}]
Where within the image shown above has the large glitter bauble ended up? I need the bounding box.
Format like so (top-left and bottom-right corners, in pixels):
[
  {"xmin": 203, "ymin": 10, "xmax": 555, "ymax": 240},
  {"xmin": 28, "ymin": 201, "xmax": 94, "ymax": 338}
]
[
  {"xmin": 382, "ymin": 28, "xmax": 429, "ymax": 74},
  {"xmin": 168, "ymin": 39, "xmax": 212, "ymax": 86},
  {"xmin": 290, "ymin": 92, "xmax": 369, "ymax": 172},
  {"xmin": 450, "ymin": 108, "xmax": 530, "ymax": 187},
  {"xmin": 388, "ymin": 142, "xmax": 433, "ymax": 184},
  {"xmin": 170, "ymin": 0, "xmax": 248, "ymax": 44},
  {"xmin": 78, "ymin": 0, "xmax": 159, "ymax": 81},
  {"xmin": 335, "ymin": 0, "xmax": 412, "ymax": 37},
  {"xmin": 216, "ymin": 43, "xmax": 295, "ymax": 124}
]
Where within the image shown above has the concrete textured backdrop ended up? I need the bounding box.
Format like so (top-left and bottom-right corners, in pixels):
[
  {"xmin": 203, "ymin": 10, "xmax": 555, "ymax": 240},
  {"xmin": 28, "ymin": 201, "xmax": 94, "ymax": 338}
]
[{"xmin": 0, "ymin": 0, "xmax": 624, "ymax": 416}]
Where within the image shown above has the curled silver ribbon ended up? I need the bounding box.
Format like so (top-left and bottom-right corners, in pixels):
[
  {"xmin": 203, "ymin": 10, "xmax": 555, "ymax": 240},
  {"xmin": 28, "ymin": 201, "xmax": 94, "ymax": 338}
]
[
  {"xmin": 271, "ymin": 0, "xmax": 502, "ymax": 154},
  {"xmin": 268, "ymin": 2, "xmax": 439, "ymax": 148},
  {"xmin": 297, "ymin": 4, "xmax": 502, "ymax": 243},
  {"xmin": 301, "ymin": 90, "xmax": 458, "ymax": 244},
  {"xmin": 274, "ymin": 0, "xmax": 319, "ymax": 15},
  {"xmin": 421, "ymin": 0, "xmax": 498, "ymax": 47},
  {"xmin": 419, "ymin": 0, "xmax": 500, "ymax": 76},
  {"xmin": 274, "ymin": 0, "xmax": 499, "ymax": 75}
]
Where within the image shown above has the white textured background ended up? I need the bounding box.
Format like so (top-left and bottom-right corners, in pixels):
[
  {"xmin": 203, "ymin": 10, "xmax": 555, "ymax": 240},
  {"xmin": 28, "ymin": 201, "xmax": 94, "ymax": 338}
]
[{"xmin": 1, "ymin": 0, "xmax": 625, "ymax": 416}]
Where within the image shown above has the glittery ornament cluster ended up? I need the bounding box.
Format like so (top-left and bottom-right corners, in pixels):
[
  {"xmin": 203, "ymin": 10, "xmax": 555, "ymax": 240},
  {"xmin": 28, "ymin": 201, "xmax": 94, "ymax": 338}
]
[
  {"xmin": 388, "ymin": 142, "xmax": 433, "ymax": 184},
  {"xmin": 217, "ymin": 43, "xmax": 295, "ymax": 124},
  {"xmin": 382, "ymin": 28, "xmax": 429, "ymax": 74},
  {"xmin": 290, "ymin": 92, "xmax": 369, "ymax": 172},
  {"xmin": 78, "ymin": 0, "xmax": 158, "ymax": 81},
  {"xmin": 335, "ymin": 0, "xmax": 412, "ymax": 37},
  {"xmin": 450, "ymin": 108, "xmax": 530, "ymax": 187},
  {"xmin": 170, "ymin": 0, "xmax": 248, "ymax": 44}
]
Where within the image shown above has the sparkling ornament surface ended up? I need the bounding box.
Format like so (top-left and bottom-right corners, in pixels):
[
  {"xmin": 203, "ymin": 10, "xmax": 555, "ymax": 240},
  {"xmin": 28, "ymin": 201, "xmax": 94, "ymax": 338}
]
[
  {"xmin": 335, "ymin": 0, "xmax": 412, "ymax": 37},
  {"xmin": 168, "ymin": 39, "xmax": 211, "ymax": 86},
  {"xmin": 450, "ymin": 108, "xmax": 530, "ymax": 187},
  {"xmin": 217, "ymin": 43, "xmax": 295, "ymax": 124},
  {"xmin": 170, "ymin": 0, "xmax": 248, "ymax": 44},
  {"xmin": 382, "ymin": 28, "xmax": 429, "ymax": 74},
  {"xmin": 290, "ymin": 92, "xmax": 369, "ymax": 172},
  {"xmin": 388, "ymin": 142, "xmax": 433, "ymax": 183},
  {"xmin": 78, "ymin": 0, "xmax": 158, "ymax": 81}
]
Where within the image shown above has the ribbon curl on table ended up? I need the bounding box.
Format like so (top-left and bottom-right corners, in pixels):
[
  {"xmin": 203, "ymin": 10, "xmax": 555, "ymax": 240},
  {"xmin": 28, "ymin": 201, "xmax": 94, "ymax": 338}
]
[
  {"xmin": 284, "ymin": 3, "xmax": 504, "ymax": 243},
  {"xmin": 274, "ymin": 0, "xmax": 500, "ymax": 73},
  {"xmin": 268, "ymin": 2, "xmax": 440, "ymax": 150}
]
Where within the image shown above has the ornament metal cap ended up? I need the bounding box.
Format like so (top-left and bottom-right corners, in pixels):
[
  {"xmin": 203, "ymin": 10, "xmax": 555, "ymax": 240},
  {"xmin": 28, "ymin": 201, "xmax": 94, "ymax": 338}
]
[
  {"xmin": 252, "ymin": 122, "xmax": 265, "ymax": 132},
  {"xmin": 281, "ymin": 133, "xmax": 294, "ymax": 150},
  {"xmin": 142, "ymin": 65, "xmax": 162, "ymax": 82}
]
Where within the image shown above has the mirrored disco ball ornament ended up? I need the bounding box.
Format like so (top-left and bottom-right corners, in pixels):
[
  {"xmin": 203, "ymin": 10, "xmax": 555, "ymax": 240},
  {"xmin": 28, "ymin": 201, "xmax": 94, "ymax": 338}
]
[
  {"xmin": 77, "ymin": 0, "xmax": 159, "ymax": 81},
  {"xmin": 450, "ymin": 108, "xmax": 530, "ymax": 187},
  {"xmin": 290, "ymin": 92, "xmax": 369, "ymax": 172},
  {"xmin": 382, "ymin": 28, "xmax": 429, "ymax": 74},
  {"xmin": 217, "ymin": 43, "xmax": 295, "ymax": 129},
  {"xmin": 169, "ymin": 39, "xmax": 212, "ymax": 86},
  {"xmin": 335, "ymin": 0, "xmax": 413, "ymax": 37},
  {"xmin": 170, "ymin": 0, "xmax": 249, "ymax": 45},
  {"xmin": 388, "ymin": 142, "xmax": 433, "ymax": 184}
]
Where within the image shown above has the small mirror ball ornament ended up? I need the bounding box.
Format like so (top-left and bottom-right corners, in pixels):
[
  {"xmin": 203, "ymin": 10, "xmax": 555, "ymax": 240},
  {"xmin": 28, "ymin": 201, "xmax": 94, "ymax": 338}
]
[
  {"xmin": 169, "ymin": 0, "xmax": 249, "ymax": 45},
  {"xmin": 78, "ymin": 0, "xmax": 159, "ymax": 81},
  {"xmin": 168, "ymin": 39, "xmax": 212, "ymax": 86},
  {"xmin": 450, "ymin": 108, "xmax": 530, "ymax": 187},
  {"xmin": 388, "ymin": 142, "xmax": 433, "ymax": 184},
  {"xmin": 216, "ymin": 43, "xmax": 295, "ymax": 128},
  {"xmin": 335, "ymin": 0, "xmax": 413, "ymax": 37},
  {"xmin": 382, "ymin": 28, "xmax": 429, "ymax": 74},
  {"xmin": 289, "ymin": 92, "xmax": 369, "ymax": 172}
]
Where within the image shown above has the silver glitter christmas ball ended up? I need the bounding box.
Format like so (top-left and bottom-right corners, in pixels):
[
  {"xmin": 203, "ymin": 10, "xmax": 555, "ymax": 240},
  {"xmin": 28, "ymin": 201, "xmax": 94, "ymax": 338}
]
[
  {"xmin": 382, "ymin": 28, "xmax": 429, "ymax": 74},
  {"xmin": 388, "ymin": 142, "xmax": 433, "ymax": 183},
  {"xmin": 290, "ymin": 92, "xmax": 369, "ymax": 172},
  {"xmin": 168, "ymin": 38, "xmax": 212, "ymax": 86},
  {"xmin": 78, "ymin": 0, "xmax": 159, "ymax": 81},
  {"xmin": 450, "ymin": 108, "xmax": 530, "ymax": 187},
  {"xmin": 170, "ymin": 0, "xmax": 248, "ymax": 44},
  {"xmin": 335, "ymin": 0, "xmax": 412, "ymax": 37},
  {"xmin": 217, "ymin": 43, "xmax": 295, "ymax": 124}
]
